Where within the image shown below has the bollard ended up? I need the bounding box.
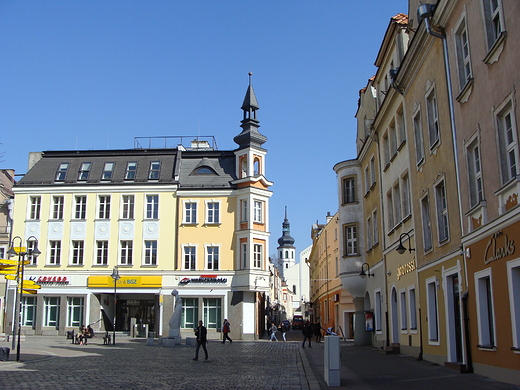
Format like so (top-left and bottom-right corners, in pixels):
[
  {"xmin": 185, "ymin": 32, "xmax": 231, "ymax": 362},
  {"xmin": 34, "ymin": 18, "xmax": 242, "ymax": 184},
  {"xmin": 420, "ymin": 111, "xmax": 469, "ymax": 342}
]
[
  {"xmin": 324, "ymin": 335, "xmax": 341, "ymax": 386},
  {"xmin": 0, "ymin": 347, "xmax": 10, "ymax": 362},
  {"xmin": 147, "ymin": 332, "xmax": 154, "ymax": 346}
]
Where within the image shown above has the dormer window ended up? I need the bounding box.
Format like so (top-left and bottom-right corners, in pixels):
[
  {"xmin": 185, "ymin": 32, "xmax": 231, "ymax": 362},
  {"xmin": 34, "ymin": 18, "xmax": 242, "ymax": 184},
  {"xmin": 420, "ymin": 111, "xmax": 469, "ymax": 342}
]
[
  {"xmin": 149, "ymin": 161, "xmax": 161, "ymax": 180},
  {"xmin": 125, "ymin": 162, "xmax": 137, "ymax": 180},
  {"xmin": 101, "ymin": 162, "xmax": 115, "ymax": 181},
  {"xmin": 78, "ymin": 162, "xmax": 91, "ymax": 181},
  {"xmin": 193, "ymin": 166, "xmax": 216, "ymax": 175},
  {"xmin": 55, "ymin": 163, "xmax": 69, "ymax": 181}
]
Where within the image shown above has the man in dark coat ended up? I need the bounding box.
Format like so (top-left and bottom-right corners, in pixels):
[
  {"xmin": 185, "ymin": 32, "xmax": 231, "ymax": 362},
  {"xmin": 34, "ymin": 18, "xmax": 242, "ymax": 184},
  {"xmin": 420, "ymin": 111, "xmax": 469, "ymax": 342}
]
[
  {"xmin": 222, "ymin": 319, "xmax": 232, "ymax": 344},
  {"xmin": 302, "ymin": 320, "xmax": 312, "ymax": 348},
  {"xmin": 193, "ymin": 320, "xmax": 208, "ymax": 360}
]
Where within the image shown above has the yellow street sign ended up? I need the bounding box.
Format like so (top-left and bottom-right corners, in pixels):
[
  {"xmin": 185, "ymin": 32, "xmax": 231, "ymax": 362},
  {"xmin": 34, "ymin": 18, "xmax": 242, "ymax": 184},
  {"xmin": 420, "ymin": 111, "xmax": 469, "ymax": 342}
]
[
  {"xmin": 0, "ymin": 265, "xmax": 18, "ymax": 271},
  {"xmin": 22, "ymin": 289, "xmax": 38, "ymax": 295},
  {"xmin": 0, "ymin": 259, "xmax": 30, "ymax": 266},
  {"xmin": 4, "ymin": 275, "xmax": 17, "ymax": 280},
  {"xmin": 0, "ymin": 270, "xmax": 21, "ymax": 275},
  {"xmin": 22, "ymin": 280, "xmax": 41, "ymax": 288},
  {"xmin": 9, "ymin": 247, "xmax": 26, "ymax": 255}
]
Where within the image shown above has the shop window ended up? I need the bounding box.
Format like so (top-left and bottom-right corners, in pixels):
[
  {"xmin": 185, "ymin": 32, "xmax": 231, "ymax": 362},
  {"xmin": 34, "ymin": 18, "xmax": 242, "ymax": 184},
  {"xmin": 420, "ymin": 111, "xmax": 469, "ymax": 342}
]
[
  {"xmin": 181, "ymin": 298, "xmax": 199, "ymax": 329},
  {"xmin": 44, "ymin": 296, "xmax": 60, "ymax": 327},
  {"xmin": 67, "ymin": 297, "xmax": 84, "ymax": 327},
  {"xmin": 203, "ymin": 298, "xmax": 222, "ymax": 329},
  {"xmin": 22, "ymin": 296, "xmax": 37, "ymax": 326}
]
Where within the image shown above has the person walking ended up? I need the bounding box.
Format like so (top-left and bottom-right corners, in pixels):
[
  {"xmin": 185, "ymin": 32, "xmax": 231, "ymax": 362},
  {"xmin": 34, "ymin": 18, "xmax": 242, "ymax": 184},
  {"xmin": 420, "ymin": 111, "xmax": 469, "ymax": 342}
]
[
  {"xmin": 269, "ymin": 322, "xmax": 278, "ymax": 341},
  {"xmin": 193, "ymin": 320, "xmax": 208, "ymax": 361},
  {"xmin": 281, "ymin": 321, "xmax": 288, "ymax": 341},
  {"xmin": 302, "ymin": 320, "xmax": 312, "ymax": 348},
  {"xmin": 222, "ymin": 319, "xmax": 232, "ymax": 344},
  {"xmin": 313, "ymin": 321, "xmax": 322, "ymax": 343}
]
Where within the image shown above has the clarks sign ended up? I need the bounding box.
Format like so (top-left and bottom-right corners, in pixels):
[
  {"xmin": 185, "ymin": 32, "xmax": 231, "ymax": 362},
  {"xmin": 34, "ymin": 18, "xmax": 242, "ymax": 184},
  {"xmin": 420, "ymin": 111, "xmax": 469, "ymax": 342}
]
[{"xmin": 484, "ymin": 231, "xmax": 515, "ymax": 264}]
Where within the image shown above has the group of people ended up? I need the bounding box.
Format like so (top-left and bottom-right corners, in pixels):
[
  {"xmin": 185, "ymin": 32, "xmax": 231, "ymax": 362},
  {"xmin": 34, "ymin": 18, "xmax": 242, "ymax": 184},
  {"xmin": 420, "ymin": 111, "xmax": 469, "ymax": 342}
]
[
  {"xmin": 193, "ymin": 318, "xmax": 233, "ymax": 361},
  {"xmin": 75, "ymin": 324, "xmax": 93, "ymax": 345}
]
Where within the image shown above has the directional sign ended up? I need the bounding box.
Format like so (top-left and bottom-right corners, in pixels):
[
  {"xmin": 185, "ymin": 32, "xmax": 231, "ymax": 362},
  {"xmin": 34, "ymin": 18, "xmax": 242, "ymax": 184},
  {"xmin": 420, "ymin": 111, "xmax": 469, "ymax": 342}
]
[
  {"xmin": 22, "ymin": 289, "xmax": 38, "ymax": 295},
  {"xmin": 22, "ymin": 280, "xmax": 41, "ymax": 288},
  {"xmin": 4, "ymin": 275, "xmax": 17, "ymax": 280},
  {"xmin": 0, "ymin": 259, "xmax": 30, "ymax": 266}
]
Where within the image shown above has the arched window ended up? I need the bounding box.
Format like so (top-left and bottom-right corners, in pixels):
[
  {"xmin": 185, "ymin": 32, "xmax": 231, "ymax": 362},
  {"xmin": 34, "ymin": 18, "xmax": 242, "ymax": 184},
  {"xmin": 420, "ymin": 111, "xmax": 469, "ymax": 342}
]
[
  {"xmin": 241, "ymin": 157, "xmax": 247, "ymax": 178},
  {"xmin": 254, "ymin": 158, "xmax": 260, "ymax": 176}
]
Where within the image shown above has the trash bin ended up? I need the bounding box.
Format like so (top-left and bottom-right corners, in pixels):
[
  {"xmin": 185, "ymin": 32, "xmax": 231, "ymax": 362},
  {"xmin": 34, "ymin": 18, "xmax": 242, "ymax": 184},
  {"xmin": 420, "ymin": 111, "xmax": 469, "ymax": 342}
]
[{"xmin": 0, "ymin": 347, "xmax": 10, "ymax": 362}]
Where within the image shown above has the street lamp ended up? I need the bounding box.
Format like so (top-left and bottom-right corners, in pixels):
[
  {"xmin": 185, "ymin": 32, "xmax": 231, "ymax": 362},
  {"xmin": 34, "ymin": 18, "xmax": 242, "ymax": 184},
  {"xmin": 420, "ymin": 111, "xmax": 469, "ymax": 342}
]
[
  {"xmin": 110, "ymin": 266, "xmax": 120, "ymax": 345},
  {"xmin": 7, "ymin": 236, "xmax": 40, "ymax": 362},
  {"xmin": 396, "ymin": 232, "xmax": 415, "ymax": 254},
  {"xmin": 359, "ymin": 262, "xmax": 374, "ymax": 278}
]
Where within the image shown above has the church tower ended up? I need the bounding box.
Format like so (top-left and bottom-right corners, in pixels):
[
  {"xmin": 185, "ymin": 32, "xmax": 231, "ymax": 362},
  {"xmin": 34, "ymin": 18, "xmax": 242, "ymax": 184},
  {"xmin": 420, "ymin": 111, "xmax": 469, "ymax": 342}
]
[{"xmin": 277, "ymin": 206, "xmax": 296, "ymax": 278}]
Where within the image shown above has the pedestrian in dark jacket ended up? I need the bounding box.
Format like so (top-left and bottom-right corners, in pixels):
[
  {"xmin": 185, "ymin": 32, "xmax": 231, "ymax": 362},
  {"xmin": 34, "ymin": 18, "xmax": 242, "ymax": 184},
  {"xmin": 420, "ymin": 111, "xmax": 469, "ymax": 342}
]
[
  {"xmin": 313, "ymin": 321, "xmax": 322, "ymax": 343},
  {"xmin": 222, "ymin": 319, "xmax": 232, "ymax": 344},
  {"xmin": 302, "ymin": 321, "xmax": 312, "ymax": 348},
  {"xmin": 193, "ymin": 320, "xmax": 208, "ymax": 360}
]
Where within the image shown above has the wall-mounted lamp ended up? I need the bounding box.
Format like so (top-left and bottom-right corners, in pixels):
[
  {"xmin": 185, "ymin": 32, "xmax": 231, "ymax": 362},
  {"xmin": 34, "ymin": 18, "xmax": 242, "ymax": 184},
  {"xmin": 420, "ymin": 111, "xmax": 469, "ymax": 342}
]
[
  {"xmin": 396, "ymin": 232, "xmax": 415, "ymax": 254},
  {"xmin": 359, "ymin": 262, "xmax": 374, "ymax": 278}
]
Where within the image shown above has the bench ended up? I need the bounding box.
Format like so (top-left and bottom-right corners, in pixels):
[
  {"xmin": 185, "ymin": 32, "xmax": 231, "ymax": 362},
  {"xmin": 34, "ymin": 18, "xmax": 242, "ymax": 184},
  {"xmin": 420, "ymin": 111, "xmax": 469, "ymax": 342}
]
[{"xmin": 103, "ymin": 332, "xmax": 111, "ymax": 345}]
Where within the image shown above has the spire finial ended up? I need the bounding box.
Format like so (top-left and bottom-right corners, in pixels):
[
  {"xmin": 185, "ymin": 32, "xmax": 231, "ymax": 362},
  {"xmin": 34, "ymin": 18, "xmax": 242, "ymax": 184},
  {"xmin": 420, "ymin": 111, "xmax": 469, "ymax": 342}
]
[{"xmin": 248, "ymin": 72, "xmax": 253, "ymax": 86}]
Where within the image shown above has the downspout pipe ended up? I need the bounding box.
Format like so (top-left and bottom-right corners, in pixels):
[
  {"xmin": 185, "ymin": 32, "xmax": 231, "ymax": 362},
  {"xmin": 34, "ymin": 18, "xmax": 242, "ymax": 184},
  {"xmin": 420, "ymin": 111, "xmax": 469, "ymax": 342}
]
[{"xmin": 418, "ymin": 3, "xmax": 471, "ymax": 370}]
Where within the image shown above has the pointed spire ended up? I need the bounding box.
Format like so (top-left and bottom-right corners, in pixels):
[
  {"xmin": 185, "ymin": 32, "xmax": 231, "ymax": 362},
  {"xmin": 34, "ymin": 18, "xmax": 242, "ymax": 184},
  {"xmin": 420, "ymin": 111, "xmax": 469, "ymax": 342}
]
[
  {"xmin": 234, "ymin": 72, "xmax": 267, "ymax": 150},
  {"xmin": 278, "ymin": 206, "xmax": 295, "ymax": 247}
]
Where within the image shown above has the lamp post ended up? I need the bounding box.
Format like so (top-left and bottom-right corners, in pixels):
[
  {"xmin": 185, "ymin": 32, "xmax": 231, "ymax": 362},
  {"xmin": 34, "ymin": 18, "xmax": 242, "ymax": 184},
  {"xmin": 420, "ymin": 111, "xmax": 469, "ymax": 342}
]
[
  {"xmin": 110, "ymin": 266, "xmax": 120, "ymax": 345},
  {"xmin": 396, "ymin": 232, "xmax": 415, "ymax": 254},
  {"xmin": 7, "ymin": 236, "xmax": 40, "ymax": 362},
  {"xmin": 359, "ymin": 262, "xmax": 374, "ymax": 278}
]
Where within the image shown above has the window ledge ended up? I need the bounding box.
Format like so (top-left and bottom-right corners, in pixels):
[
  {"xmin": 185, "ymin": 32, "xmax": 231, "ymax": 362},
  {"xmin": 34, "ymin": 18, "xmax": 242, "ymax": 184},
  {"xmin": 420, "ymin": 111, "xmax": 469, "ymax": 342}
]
[
  {"xmin": 477, "ymin": 344, "xmax": 496, "ymax": 351},
  {"xmin": 484, "ymin": 31, "xmax": 507, "ymax": 65},
  {"xmin": 397, "ymin": 139, "xmax": 406, "ymax": 152},
  {"xmin": 456, "ymin": 78, "xmax": 474, "ymax": 104}
]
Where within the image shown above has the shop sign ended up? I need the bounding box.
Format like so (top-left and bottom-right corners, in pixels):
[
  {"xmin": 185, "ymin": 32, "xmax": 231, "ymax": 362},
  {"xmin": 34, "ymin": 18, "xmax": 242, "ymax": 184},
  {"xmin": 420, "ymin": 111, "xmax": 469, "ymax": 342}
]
[
  {"xmin": 396, "ymin": 260, "xmax": 416, "ymax": 280},
  {"xmin": 35, "ymin": 276, "xmax": 69, "ymax": 285},
  {"xmin": 179, "ymin": 275, "xmax": 228, "ymax": 284},
  {"xmin": 484, "ymin": 231, "xmax": 515, "ymax": 265},
  {"xmin": 87, "ymin": 275, "xmax": 162, "ymax": 288}
]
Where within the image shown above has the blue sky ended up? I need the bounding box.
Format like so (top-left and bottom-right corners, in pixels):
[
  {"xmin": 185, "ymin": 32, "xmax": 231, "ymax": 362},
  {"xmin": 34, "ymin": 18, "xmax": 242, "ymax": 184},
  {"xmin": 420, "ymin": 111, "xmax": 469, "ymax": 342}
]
[{"xmin": 0, "ymin": 0, "xmax": 408, "ymax": 258}]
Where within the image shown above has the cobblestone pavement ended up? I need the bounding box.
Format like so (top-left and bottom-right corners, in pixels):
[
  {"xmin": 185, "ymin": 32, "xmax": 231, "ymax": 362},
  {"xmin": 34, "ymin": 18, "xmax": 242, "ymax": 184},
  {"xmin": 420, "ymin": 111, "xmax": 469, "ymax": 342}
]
[{"xmin": 0, "ymin": 335, "xmax": 313, "ymax": 390}]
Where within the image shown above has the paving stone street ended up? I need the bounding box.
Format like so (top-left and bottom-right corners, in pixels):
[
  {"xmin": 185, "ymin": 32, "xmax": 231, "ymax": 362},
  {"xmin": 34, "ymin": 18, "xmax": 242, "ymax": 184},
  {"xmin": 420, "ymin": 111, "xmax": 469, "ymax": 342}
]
[{"xmin": 1, "ymin": 332, "xmax": 520, "ymax": 390}]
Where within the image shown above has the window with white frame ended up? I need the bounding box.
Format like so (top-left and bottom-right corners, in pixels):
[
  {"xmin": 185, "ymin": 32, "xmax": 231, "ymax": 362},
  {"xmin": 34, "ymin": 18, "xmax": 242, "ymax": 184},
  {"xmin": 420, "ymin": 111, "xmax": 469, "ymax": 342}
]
[
  {"xmin": 253, "ymin": 200, "xmax": 263, "ymax": 223},
  {"xmin": 240, "ymin": 199, "xmax": 248, "ymax": 222},
  {"xmin": 55, "ymin": 163, "xmax": 69, "ymax": 181},
  {"xmin": 101, "ymin": 162, "xmax": 115, "ymax": 181},
  {"xmin": 344, "ymin": 225, "xmax": 357, "ymax": 256},
  {"xmin": 44, "ymin": 296, "xmax": 60, "ymax": 327},
  {"xmin": 507, "ymin": 259, "xmax": 520, "ymax": 350},
  {"xmin": 29, "ymin": 196, "xmax": 41, "ymax": 220},
  {"xmin": 402, "ymin": 173, "xmax": 411, "ymax": 218},
  {"xmin": 409, "ymin": 287, "xmax": 417, "ymax": 330},
  {"xmin": 435, "ymin": 180, "xmax": 449, "ymax": 243},
  {"xmin": 181, "ymin": 298, "xmax": 198, "ymax": 329},
  {"xmin": 454, "ymin": 16, "xmax": 472, "ymax": 90},
  {"xmin": 467, "ymin": 139, "xmax": 484, "ymax": 207},
  {"xmin": 26, "ymin": 240, "xmax": 37, "ymax": 265},
  {"xmin": 389, "ymin": 121, "xmax": 397, "ymax": 158},
  {"xmin": 241, "ymin": 242, "xmax": 247, "ymax": 268},
  {"xmin": 343, "ymin": 177, "xmax": 356, "ymax": 204},
  {"xmin": 67, "ymin": 297, "xmax": 84, "ymax": 327},
  {"xmin": 125, "ymin": 161, "xmax": 137, "ymax": 180},
  {"xmin": 49, "ymin": 240, "xmax": 61, "ymax": 265},
  {"xmin": 21, "ymin": 296, "xmax": 37, "ymax": 326},
  {"xmin": 206, "ymin": 246, "xmax": 219, "ymax": 270},
  {"xmin": 375, "ymin": 290, "xmax": 382, "ymax": 332},
  {"xmin": 382, "ymin": 132, "xmax": 390, "ymax": 166},
  {"xmin": 204, "ymin": 298, "xmax": 222, "ymax": 329},
  {"xmin": 74, "ymin": 195, "xmax": 87, "ymax": 219},
  {"xmin": 400, "ymin": 290, "xmax": 407, "ymax": 330},
  {"xmin": 253, "ymin": 244, "xmax": 262, "ymax": 268},
  {"xmin": 96, "ymin": 240, "xmax": 109, "ymax": 265},
  {"xmin": 144, "ymin": 240, "xmax": 157, "ymax": 265},
  {"xmin": 482, "ymin": 0, "xmax": 505, "ymax": 50},
  {"xmin": 52, "ymin": 196, "xmax": 64, "ymax": 220},
  {"xmin": 149, "ymin": 161, "xmax": 161, "ymax": 180},
  {"xmin": 146, "ymin": 195, "xmax": 159, "ymax": 219},
  {"xmin": 386, "ymin": 190, "xmax": 394, "ymax": 229},
  {"xmin": 366, "ymin": 216, "xmax": 372, "ymax": 249},
  {"xmin": 393, "ymin": 181, "xmax": 402, "ymax": 223},
  {"xmin": 426, "ymin": 278, "xmax": 439, "ymax": 342},
  {"xmin": 121, "ymin": 195, "xmax": 135, "ymax": 219},
  {"xmin": 373, "ymin": 209, "xmax": 379, "ymax": 245},
  {"xmin": 184, "ymin": 246, "xmax": 196, "ymax": 270},
  {"xmin": 184, "ymin": 202, "xmax": 197, "ymax": 224},
  {"xmin": 120, "ymin": 240, "xmax": 133, "ymax": 265},
  {"xmin": 397, "ymin": 107, "xmax": 406, "ymax": 145},
  {"xmin": 413, "ymin": 110, "xmax": 425, "ymax": 164},
  {"xmin": 364, "ymin": 166, "xmax": 370, "ymax": 193},
  {"xmin": 496, "ymin": 102, "xmax": 519, "ymax": 185},
  {"xmin": 71, "ymin": 240, "xmax": 84, "ymax": 265},
  {"xmin": 98, "ymin": 195, "xmax": 111, "ymax": 219},
  {"xmin": 475, "ymin": 270, "xmax": 496, "ymax": 347},
  {"xmin": 370, "ymin": 156, "xmax": 376, "ymax": 185},
  {"xmin": 426, "ymin": 88, "xmax": 440, "ymax": 148},
  {"xmin": 206, "ymin": 202, "xmax": 220, "ymax": 224},
  {"xmin": 421, "ymin": 195, "xmax": 433, "ymax": 252},
  {"xmin": 78, "ymin": 162, "xmax": 91, "ymax": 181}
]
